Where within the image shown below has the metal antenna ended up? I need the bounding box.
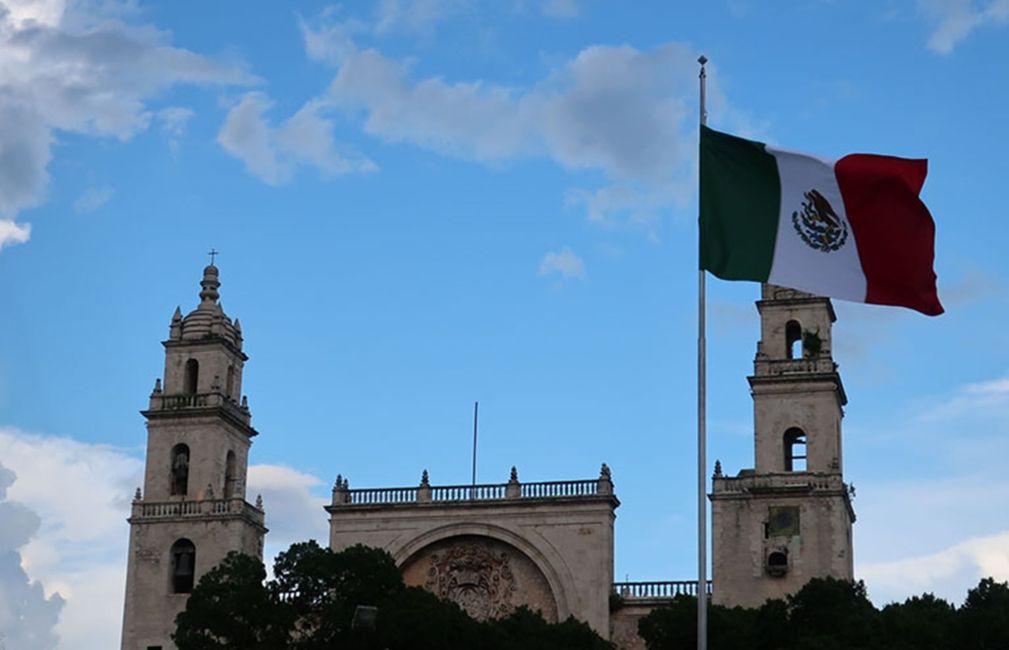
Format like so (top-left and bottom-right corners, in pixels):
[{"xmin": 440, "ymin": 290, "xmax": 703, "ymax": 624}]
[{"xmin": 470, "ymin": 401, "xmax": 479, "ymax": 498}]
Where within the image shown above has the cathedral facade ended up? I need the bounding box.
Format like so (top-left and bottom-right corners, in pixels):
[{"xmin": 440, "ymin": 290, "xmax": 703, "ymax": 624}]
[{"xmin": 120, "ymin": 265, "xmax": 855, "ymax": 650}]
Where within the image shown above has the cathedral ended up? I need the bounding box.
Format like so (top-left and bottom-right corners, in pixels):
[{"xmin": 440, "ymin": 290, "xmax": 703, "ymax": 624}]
[{"xmin": 120, "ymin": 265, "xmax": 855, "ymax": 650}]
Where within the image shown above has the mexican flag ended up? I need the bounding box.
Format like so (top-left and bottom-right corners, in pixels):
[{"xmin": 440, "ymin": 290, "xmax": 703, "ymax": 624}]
[{"xmin": 699, "ymin": 126, "xmax": 943, "ymax": 316}]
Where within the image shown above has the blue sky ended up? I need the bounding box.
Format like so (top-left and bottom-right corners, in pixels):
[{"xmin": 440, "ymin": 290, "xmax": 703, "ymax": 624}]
[{"xmin": 0, "ymin": 1, "xmax": 1008, "ymax": 648}]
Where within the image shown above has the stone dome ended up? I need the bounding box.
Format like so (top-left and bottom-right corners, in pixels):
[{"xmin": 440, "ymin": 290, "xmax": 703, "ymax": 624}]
[{"xmin": 170, "ymin": 264, "xmax": 243, "ymax": 348}]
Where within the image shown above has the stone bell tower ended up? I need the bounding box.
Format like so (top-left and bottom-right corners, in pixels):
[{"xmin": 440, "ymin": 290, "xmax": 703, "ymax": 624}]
[
  {"xmin": 710, "ymin": 284, "xmax": 855, "ymax": 608},
  {"xmin": 121, "ymin": 264, "xmax": 267, "ymax": 650}
]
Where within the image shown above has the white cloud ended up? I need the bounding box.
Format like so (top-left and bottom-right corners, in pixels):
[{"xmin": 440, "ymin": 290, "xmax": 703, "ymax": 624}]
[
  {"xmin": 72, "ymin": 186, "xmax": 113, "ymax": 214},
  {"xmin": 157, "ymin": 106, "xmax": 195, "ymax": 153},
  {"xmin": 0, "ymin": 460, "xmax": 65, "ymax": 650},
  {"xmin": 0, "ymin": 104, "xmax": 52, "ymax": 218},
  {"xmin": 157, "ymin": 106, "xmax": 194, "ymax": 137},
  {"xmin": 851, "ymin": 373, "xmax": 1009, "ymax": 604},
  {"xmin": 919, "ymin": 0, "xmax": 1009, "ymax": 53},
  {"xmin": 247, "ymin": 464, "xmax": 329, "ymax": 551},
  {"xmin": 218, "ymin": 92, "xmax": 377, "ymax": 185},
  {"xmin": 217, "ymin": 93, "xmax": 286, "ymax": 184},
  {"xmin": 300, "ymin": 12, "xmax": 366, "ymax": 66},
  {"xmin": 0, "ymin": 219, "xmax": 31, "ymax": 250},
  {"xmin": 297, "ymin": 9, "xmax": 754, "ymax": 227},
  {"xmin": 0, "ymin": 427, "xmax": 142, "ymax": 650},
  {"xmin": 861, "ymin": 529, "xmax": 1009, "ymax": 605},
  {"xmin": 3, "ymin": 0, "xmax": 67, "ymax": 27},
  {"xmin": 542, "ymin": 0, "xmax": 579, "ymax": 19},
  {"xmin": 0, "ymin": 427, "xmax": 333, "ymax": 650},
  {"xmin": 854, "ymin": 461, "xmax": 1009, "ymax": 604},
  {"xmin": 323, "ymin": 41, "xmax": 712, "ymax": 225},
  {"xmin": 328, "ymin": 43, "xmax": 696, "ymax": 180},
  {"xmin": 566, "ymin": 181, "xmax": 691, "ymax": 230},
  {"xmin": 0, "ymin": 0, "xmax": 256, "ymax": 249},
  {"xmin": 373, "ymin": 0, "xmax": 468, "ymax": 35},
  {"xmin": 917, "ymin": 372, "xmax": 1009, "ymax": 423},
  {"xmin": 538, "ymin": 246, "xmax": 585, "ymax": 279}
]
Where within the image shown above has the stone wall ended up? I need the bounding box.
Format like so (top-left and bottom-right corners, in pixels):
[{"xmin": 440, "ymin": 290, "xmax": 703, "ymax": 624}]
[{"xmin": 327, "ymin": 478, "xmax": 618, "ymax": 636}]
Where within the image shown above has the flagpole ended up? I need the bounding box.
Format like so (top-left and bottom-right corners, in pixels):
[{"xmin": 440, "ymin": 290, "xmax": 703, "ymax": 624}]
[{"xmin": 696, "ymin": 54, "xmax": 709, "ymax": 650}]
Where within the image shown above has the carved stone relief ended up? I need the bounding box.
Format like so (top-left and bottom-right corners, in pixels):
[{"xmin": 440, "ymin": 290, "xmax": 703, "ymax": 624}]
[
  {"xmin": 401, "ymin": 535, "xmax": 557, "ymax": 623},
  {"xmin": 425, "ymin": 542, "xmax": 515, "ymax": 620}
]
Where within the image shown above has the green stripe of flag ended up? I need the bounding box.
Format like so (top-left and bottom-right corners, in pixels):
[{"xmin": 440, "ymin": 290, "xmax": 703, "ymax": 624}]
[{"xmin": 699, "ymin": 125, "xmax": 781, "ymax": 280}]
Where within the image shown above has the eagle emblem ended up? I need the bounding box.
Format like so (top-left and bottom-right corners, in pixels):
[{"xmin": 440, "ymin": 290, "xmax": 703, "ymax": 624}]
[{"xmin": 791, "ymin": 189, "xmax": 848, "ymax": 252}]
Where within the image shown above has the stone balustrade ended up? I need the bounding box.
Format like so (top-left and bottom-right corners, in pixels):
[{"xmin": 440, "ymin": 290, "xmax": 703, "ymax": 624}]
[
  {"xmin": 346, "ymin": 486, "xmax": 420, "ymax": 505},
  {"xmin": 278, "ymin": 580, "xmax": 711, "ymax": 606},
  {"xmin": 131, "ymin": 497, "xmax": 264, "ymax": 524},
  {"xmin": 333, "ymin": 476, "xmax": 613, "ymax": 508},
  {"xmin": 753, "ymin": 356, "xmax": 837, "ymax": 376},
  {"xmin": 430, "ymin": 483, "xmax": 507, "ymax": 501},
  {"xmin": 761, "ymin": 284, "xmax": 823, "ymax": 302},
  {"xmin": 712, "ymin": 471, "xmax": 849, "ymax": 495},
  {"xmin": 157, "ymin": 393, "xmax": 211, "ymax": 409},
  {"xmin": 521, "ymin": 478, "xmax": 600, "ymax": 498},
  {"xmin": 144, "ymin": 391, "xmax": 253, "ymax": 429},
  {"xmin": 613, "ymin": 580, "xmax": 712, "ymax": 599},
  {"xmin": 148, "ymin": 391, "xmax": 248, "ymax": 414}
]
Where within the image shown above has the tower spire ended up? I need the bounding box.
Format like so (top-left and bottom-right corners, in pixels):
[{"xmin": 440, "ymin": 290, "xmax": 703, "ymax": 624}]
[
  {"xmin": 199, "ymin": 263, "xmax": 220, "ymax": 305},
  {"xmin": 122, "ymin": 261, "xmax": 263, "ymax": 650}
]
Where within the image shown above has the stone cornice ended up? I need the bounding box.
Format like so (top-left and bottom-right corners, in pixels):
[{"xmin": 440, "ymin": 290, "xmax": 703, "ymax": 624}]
[
  {"xmin": 747, "ymin": 371, "xmax": 848, "ymax": 408},
  {"xmin": 141, "ymin": 403, "xmax": 259, "ymax": 437},
  {"xmin": 162, "ymin": 336, "xmax": 248, "ymax": 361}
]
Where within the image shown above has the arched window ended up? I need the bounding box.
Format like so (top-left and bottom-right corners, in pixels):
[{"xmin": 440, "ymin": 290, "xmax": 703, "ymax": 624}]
[
  {"xmin": 170, "ymin": 539, "xmax": 196, "ymax": 593},
  {"xmin": 225, "ymin": 365, "xmax": 235, "ymax": 398},
  {"xmin": 224, "ymin": 450, "xmax": 237, "ymax": 499},
  {"xmin": 766, "ymin": 549, "xmax": 788, "ymax": 577},
  {"xmin": 785, "ymin": 320, "xmax": 802, "ymax": 359},
  {"xmin": 184, "ymin": 359, "xmax": 199, "ymax": 395},
  {"xmin": 170, "ymin": 444, "xmax": 190, "ymax": 496},
  {"xmin": 784, "ymin": 428, "xmax": 807, "ymax": 472}
]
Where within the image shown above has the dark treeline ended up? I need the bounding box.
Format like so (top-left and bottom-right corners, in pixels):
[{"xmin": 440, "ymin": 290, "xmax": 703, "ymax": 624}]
[
  {"xmin": 638, "ymin": 576, "xmax": 1009, "ymax": 650},
  {"xmin": 172, "ymin": 540, "xmax": 1009, "ymax": 650},
  {"xmin": 172, "ymin": 540, "xmax": 613, "ymax": 650}
]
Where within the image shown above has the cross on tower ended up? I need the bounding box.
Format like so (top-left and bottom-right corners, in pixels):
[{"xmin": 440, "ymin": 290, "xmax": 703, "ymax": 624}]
[{"xmin": 208, "ymin": 248, "xmax": 219, "ymax": 265}]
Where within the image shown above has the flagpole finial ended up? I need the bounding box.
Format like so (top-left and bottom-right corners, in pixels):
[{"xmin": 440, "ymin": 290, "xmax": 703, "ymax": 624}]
[{"xmin": 698, "ymin": 56, "xmax": 708, "ymax": 127}]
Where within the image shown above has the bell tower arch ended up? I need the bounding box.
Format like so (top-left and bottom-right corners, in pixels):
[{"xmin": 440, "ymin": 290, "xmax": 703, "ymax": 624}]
[
  {"xmin": 121, "ymin": 263, "xmax": 267, "ymax": 650},
  {"xmin": 711, "ymin": 284, "xmax": 855, "ymax": 608}
]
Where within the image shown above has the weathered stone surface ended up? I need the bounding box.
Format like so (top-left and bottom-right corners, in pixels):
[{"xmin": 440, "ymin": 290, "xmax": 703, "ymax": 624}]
[
  {"xmin": 328, "ymin": 484, "xmax": 617, "ymax": 636},
  {"xmin": 401, "ymin": 535, "xmax": 558, "ymax": 622},
  {"xmin": 121, "ymin": 265, "xmax": 266, "ymax": 650},
  {"xmin": 711, "ymin": 283, "xmax": 854, "ymax": 609},
  {"xmin": 610, "ymin": 604, "xmax": 655, "ymax": 650}
]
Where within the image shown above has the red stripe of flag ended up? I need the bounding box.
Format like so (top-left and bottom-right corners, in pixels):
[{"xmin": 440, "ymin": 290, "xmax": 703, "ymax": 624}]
[{"xmin": 835, "ymin": 154, "xmax": 944, "ymax": 316}]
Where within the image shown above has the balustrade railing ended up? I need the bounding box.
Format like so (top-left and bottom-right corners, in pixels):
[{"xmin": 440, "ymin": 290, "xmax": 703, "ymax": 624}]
[
  {"xmin": 754, "ymin": 357, "xmax": 836, "ymax": 376},
  {"xmin": 149, "ymin": 392, "xmax": 248, "ymax": 415},
  {"xmin": 431, "ymin": 484, "xmax": 507, "ymax": 501},
  {"xmin": 521, "ymin": 479, "xmax": 597, "ymax": 498},
  {"xmin": 334, "ymin": 477, "xmax": 610, "ymax": 507},
  {"xmin": 135, "ymin": 497, "xmax": 263, "ymax": 522},
  {"xmin": 613, "ymin": 580, "xmax": 712, "ymax": 599},
  {"xmin": 713, "ymin": 472, "xmax": 848, "ymax": 494},
  {"xmin": 346, "ymin": 487, "xmax": 419, "ymax": 505},
  {"xmin": 159, "ymin": 393, "xmax": 211, "ymax": 409}
]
